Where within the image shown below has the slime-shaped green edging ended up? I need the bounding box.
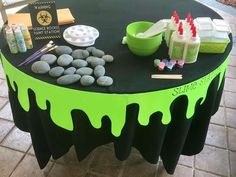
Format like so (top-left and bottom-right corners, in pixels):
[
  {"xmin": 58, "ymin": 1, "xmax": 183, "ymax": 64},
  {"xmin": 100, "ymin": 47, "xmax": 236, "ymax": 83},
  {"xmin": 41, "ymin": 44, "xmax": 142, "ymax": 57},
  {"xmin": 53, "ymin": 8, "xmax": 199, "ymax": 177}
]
[{"xmin": 0, "ymin": 53, "xmax": 229, "ymax": 137}]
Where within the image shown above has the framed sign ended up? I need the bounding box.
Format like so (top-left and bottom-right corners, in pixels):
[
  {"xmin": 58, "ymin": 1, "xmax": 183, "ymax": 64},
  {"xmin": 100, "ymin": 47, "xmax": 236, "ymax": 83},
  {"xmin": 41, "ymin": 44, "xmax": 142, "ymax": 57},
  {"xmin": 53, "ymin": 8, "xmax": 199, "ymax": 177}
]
[{"xmin": 29, "ymin": 1, "xmax": 61, "ymax": 40}]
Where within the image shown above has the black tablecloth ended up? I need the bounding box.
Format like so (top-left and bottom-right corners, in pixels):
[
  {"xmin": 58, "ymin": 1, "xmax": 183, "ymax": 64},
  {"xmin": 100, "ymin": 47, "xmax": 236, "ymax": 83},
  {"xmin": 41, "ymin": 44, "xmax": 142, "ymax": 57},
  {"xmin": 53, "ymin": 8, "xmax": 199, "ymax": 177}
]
[
  {"xmin": 0, "ymin": 0, "xmax": 233, "ymax": 174},
  {"xmin": 0, "ymin": 0, "xmax": 232, "ymax": 93}
]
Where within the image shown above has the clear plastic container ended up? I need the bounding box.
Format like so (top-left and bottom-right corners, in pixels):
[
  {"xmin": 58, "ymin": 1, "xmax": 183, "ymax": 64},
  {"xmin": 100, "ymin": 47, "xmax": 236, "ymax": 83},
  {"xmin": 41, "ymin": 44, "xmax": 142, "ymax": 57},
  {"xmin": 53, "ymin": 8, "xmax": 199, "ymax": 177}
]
[{"xmin": 213, "ymin": 19, "xmax": 231, "ymax": 33}]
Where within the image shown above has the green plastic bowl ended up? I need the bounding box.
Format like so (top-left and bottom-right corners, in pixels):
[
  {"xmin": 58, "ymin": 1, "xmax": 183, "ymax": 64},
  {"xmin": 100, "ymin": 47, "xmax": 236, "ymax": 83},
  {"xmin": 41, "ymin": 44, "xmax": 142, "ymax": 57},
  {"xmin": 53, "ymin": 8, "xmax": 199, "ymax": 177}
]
[{"xmin": 126, "ymin": 21, "xmax": 162, "ymax": 56}]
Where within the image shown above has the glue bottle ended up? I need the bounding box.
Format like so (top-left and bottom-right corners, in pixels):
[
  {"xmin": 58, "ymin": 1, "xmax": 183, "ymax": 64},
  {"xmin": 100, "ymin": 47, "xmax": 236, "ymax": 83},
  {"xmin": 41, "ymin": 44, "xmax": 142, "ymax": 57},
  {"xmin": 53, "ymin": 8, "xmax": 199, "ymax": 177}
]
[
  {"xmin": 20, "ymin": 24, "xmax": 33, "ymax": 49},
  {"xmin": 165, "ymin": 11, "xmax": 176, "ymax": 42},
  {"xmin": 5, "ymin": 26, "xmax": 18, "ymax": 54},
  {"xmin": 169, "ymin": 22, "xmax": 185, "ymax": 60},
  {"xmin": 185, "ymin": 19, "xmax": 195, "ymax": 39},
  {"xmin": 184, "ymin": 12, "xmax": 191, "ymax": 31},
  {"xmin": 14, "ymin": 28, "xmax": 27, "ymax": 53},
  {"xmin": 165, "ymin": 11, "xmax": 179, "ymax": 47},
  {"xmin": 183, "ymin": 26, "xmax": 200, "ymax": 63}
]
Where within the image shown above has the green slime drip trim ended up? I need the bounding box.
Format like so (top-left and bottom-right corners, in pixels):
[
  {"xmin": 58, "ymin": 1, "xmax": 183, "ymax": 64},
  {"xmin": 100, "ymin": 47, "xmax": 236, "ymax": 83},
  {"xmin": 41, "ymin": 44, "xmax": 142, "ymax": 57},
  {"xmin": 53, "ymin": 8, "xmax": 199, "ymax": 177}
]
[{"xmin": 0, "ymin": 53, "xmax": 229, "ymax": 137}]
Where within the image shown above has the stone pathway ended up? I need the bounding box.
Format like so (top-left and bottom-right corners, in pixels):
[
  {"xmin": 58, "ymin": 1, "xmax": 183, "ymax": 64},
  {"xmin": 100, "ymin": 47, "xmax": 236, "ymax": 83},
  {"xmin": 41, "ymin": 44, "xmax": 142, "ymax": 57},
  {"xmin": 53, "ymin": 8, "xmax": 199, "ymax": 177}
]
[{"xmin": 0, "ymin": 1, "xmax": 236, "ymax": 177}]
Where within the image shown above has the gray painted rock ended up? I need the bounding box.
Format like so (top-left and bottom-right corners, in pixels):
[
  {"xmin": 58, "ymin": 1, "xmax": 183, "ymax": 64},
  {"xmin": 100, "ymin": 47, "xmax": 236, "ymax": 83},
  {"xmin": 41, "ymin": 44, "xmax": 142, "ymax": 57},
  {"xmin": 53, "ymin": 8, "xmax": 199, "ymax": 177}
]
[
  {"xmin": 57, "ymin": 74, "xmax": 81, "ymax": 85},
  {"xmin": 31, "ymin": 61, "xmax": 50, "ymax": 74},
  {"xmin": 80, "ymin": 75, "xmax": 95, "ymax": 86},
  {"xmin": 102, "ymin": 55, "xmax": 114, "ymax": 62},
  {"xmin": 86, "ymin": 56, "xmax": 97, "ymax": 64},
  {"xmin": 90, "ymin": 58, "xmax": 105, "ymax": 67},
  {"xmin": 57, "ymin": 54, "xmax": 73, "ymax": 67},
  {"xmin": 49, "ymin": 66, "xmax": 64, "ymax": 78},
  {"xmin": 72, "ymin": 59, "xmax": 88, "ymax": 68},
  {"xmin": 86, "ymin": 47, "xmax": 96, "ymax": 53},
  {"xmin": 76, "ymin": 67, "xmax": 93, "ymax": 76},
  {"xmin": 97, "ymin": 76, "xmax": 113, "ymax": 86},
  {"xmin": 72, "ymin": 49, "xmax": 89, "ymax": 59},
  {"xmin": 94, "ymin": 65, "xmax": 105, "ymax": 78},
  {"xmin": 40, "ymin": 54, "xmax": 57, "ymax": 65},
  {"xmin": 55, "ymin": 46, "xmax": 73, "ymax": 55},
  {"xmin": 64, "ymin": 67, "xmax": 76, "ymax": 75},
  {"xmin": 92, "ymin": 48, "xmax": 105, "ymax": 58}
]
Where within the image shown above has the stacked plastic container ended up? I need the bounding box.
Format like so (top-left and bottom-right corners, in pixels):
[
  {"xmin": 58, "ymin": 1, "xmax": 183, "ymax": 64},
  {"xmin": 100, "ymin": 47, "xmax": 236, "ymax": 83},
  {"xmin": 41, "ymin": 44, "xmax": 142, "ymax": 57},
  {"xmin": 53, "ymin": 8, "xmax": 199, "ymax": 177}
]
[{"xmin": 194, "ymin": 17, "xmax": 230, "ymax": 53}]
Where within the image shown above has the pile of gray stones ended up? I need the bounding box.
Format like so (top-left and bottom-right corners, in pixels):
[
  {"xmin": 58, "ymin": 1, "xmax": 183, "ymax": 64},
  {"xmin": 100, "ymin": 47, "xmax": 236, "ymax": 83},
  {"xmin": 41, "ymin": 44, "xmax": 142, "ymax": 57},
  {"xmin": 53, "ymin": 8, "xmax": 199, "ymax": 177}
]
[{"xmin": 31, "ymin": 46, "xmax": 114, "ymax": 86}]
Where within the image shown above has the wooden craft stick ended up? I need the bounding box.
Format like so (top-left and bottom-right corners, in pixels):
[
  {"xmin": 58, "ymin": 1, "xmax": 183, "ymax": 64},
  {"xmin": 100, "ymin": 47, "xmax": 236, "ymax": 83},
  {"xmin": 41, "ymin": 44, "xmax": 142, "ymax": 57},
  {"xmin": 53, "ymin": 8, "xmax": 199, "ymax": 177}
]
[{"xmin": 151, "ymin": 74, "xmax": 183, "ymax": 80}]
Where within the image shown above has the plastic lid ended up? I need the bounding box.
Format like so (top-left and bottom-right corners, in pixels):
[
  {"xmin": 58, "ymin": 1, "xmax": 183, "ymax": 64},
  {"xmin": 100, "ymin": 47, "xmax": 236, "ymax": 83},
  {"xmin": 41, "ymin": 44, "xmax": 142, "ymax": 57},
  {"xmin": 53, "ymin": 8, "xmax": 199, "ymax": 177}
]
[
  {"xmin": 191, "ymin": 23, "xmax": 195, "ymax": 32},
  {"xmin": 178, "ymin": 22, "xmax": 183, "ymax": 35},
  {"xmin": 195, "ymin": 17, "xmax": 212, "ymax": 24},
  {"xmin": 192, "ymin": 27, "xmax": 197, "ymax": 37},
  {"xmin": 175, "ymin": 16, "xmax": 180, "ymax": 24},
  {"xmin": 172, "ymin": 10, "xmax": 177, "ymax": 17},
  {"xmin": 186, "ymin": 12, "xmax": 191, "ymax": 23}
]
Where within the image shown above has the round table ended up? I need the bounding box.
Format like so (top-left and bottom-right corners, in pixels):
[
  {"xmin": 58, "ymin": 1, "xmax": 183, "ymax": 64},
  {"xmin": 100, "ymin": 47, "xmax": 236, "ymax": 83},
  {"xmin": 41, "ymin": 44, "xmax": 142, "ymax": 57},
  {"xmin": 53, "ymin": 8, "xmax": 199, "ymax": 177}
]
[{"xmin": 0, "ymin": 0, "xmax": 233, "ymax": 174}]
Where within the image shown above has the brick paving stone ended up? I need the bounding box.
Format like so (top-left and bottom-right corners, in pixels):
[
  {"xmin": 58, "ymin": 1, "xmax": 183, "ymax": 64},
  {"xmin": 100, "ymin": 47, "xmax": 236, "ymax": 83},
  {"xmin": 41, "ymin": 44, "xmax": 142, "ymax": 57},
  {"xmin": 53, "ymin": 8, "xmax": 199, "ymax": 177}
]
[
  {"xmin": 0, "ymin": 97, "xmax": 8, "ymax": 109},
  {"xmin": 56, "ymin": 147, "xmax": 82, "ymax": 165},
  {"xmin": 226, "ymin": 108, "xmax": 236, "ymax": 128},
  {"xmin": 228, "ymin": 127, "xmax": 236, "ymax": 151},
  {"xmin": 178, "ymin": 155, "xmax": 194, "ymax": 167},
  {"xmin": 27, "ymin": 145, "xmax": 35, "ymax": 155},
  {"xmin": 229, "ymin": 55, "xmax": 236, "ymax": 67},
  {"xmin": 226, "ymin": 66, "xmax": 236, "ymax": 79},
  {"xmin": 85, "ymin": 172, "xmax": 109, "ymax": 177},
  {"xmin": 1, "ymin": 127, "xmax": 31, "ymax": 152},
  {"xmin": 49, "ymin": 146, "xmax": 94, "ymax": 177},
  {"xmin": 205, "ymin": 124, "xmax": 227, "ymax": 148},
  {"xmin": 210, "ymin": 107, "xmax": 225, "ymax": 126},
  {"xmin": 48, "ymin": 163, "xmax": 89, "ymax": 177},
  {"xmin": 0, "ymin": 64, "xmax": 6, "ymax": 80},
  {"xmin": 225, "ymin": 78, "xmax": 236, "ymax": 92},
  {"xmin": 0, "ymin": 119, "xmax": 14, "ymax": 142},
  {"xmin": 122, "ymin": 154, "xmax": 157, "ymax": 177},
  {"xmin": 89, "ymin": 146, "xmax": 124, "ymax": 177},
  {"xmin": 230, "ymin": 151, "xmax": 236, "ymax": 177},
  {"xmin": 224, "ymin": 91, "xmax": 236, "ymax": 109},
  {"xmin": 173, "ymin": 166, "xmax": 193, "ymax": 177},
  {"xmin": 0, "ymin": 81, "xmax": 8, "ymax": 98},
  {"xmin": 231, "ymin": 44, "xmax": 236, "ymax": 56},
  {"xmin": 156, "ymin": 163, "xmax": 193, "ymax": 177},
  {"xmin": 10, "ymin": 154, "xmax": 53, "ymax": 177},
  {"xmin": 194, "ymin": 170, "xmax": 222, "ymax": 177},
  {"xmin": 0, "ymin": 146, "xmax": 24, "ymax": 177},
  {"xmin": 195, "ymin": 146, "xmax": 230, "ymax": 176},
  {"xmin": 0, "ymin": 102, "xmax": 13, "ymax": 121},
  {"xmin": 220, "ymin": 92, "xmax": 225, "ymax": 106}
]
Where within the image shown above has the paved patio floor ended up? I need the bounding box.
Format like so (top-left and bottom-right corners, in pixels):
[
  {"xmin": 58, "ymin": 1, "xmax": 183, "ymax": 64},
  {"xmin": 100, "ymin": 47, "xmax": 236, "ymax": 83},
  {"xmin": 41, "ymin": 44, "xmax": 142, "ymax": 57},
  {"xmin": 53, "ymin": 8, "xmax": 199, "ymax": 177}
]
[{"xmin": 0, "ymin": 1, "xmax": 236, "ymax": 177}]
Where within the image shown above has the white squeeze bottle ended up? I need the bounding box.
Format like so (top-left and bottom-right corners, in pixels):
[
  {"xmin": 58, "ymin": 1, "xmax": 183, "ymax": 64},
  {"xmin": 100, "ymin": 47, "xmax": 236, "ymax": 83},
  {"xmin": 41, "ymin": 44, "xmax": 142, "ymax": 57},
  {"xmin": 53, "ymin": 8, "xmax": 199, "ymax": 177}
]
[
  {"xmin": 165, "ymin": 11, "xmax": 179, "ymax": 47},
  {"xmin": 185, "ymin": 19, "xmax": 195, "ymax": 39},
  {"xmin": 184, "ymin": 12, "xmax": 191, "ymax": 31},
  {"xmin": 168, "ymin": 15, "xmax": 180, "ymax": 47},
  {"xmin": 164, "ymin": 11, "xmax": 176, "ymax": 43},
  {"xmin": 169, "ymin": 22, "xmax": 185, "ymax": 60},
  {"xmin": 183, "ymin": 26, "xmax": 200, "ymax": 63}
]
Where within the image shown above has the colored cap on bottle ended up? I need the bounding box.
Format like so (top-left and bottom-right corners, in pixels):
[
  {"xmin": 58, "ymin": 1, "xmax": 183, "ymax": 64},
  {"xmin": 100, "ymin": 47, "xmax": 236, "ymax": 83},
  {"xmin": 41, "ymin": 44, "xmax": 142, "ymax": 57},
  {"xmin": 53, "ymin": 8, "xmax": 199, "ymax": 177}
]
[
  {"xmin": 190, "ymin": 19, "xmax": 194, "ymax": 26},
  {"xmin": 172, "ymin": 10, "xmax": 177, "ymax": 17},
  {"xmin": 175, "ymin": 16, "xmax": 180, "ymax": 24},
  {"xmin": 187, "ymin": 12, "xmax": 191, "ymax": 19},
  {"xmin": 186, "ymin": 12, "xmax": 191, "ymax": 23},
  {"xmin": 192, "ymin": 27, "xmax": 197, "ymax": 37},
  {"xmin": 178, "ymin": 22, "xmax": 183, "ymax": 35}
]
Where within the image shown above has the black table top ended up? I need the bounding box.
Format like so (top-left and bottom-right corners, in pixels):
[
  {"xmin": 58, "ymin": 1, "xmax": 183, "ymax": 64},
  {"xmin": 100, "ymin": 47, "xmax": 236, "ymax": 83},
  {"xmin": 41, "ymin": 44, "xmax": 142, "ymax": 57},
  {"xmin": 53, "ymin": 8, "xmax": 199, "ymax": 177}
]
[{"xmin": 0, "ymin": 0, "xmax": 233, "ymax": 94}]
